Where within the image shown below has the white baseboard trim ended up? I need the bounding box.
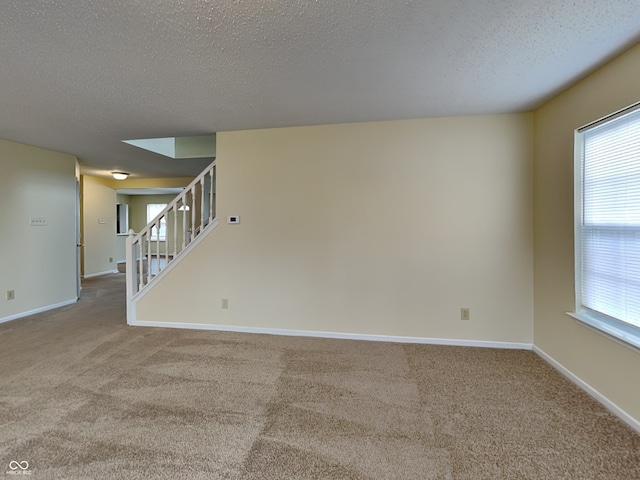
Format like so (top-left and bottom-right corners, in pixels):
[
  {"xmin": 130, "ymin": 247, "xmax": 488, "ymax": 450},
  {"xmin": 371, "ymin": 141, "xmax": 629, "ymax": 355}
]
[
  {"xmin": 83, "ymin": 269, "xmax": 119, "ymax": 279},
  {"xmin": 129, "ymin": 319, "xmax": 533, "ymax": 350},
  {"xmin": 0, "ymin": 298, "xmax": 78, "ymax": 325},
  {"xmin": 533, "ymin": 345, "xmax": 640, "ymax": 435}
]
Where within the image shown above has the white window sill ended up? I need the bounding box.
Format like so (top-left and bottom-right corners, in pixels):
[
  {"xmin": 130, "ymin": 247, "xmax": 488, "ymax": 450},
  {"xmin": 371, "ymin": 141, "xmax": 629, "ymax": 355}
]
[{"xmin": 566, "ymin": 311, "xmax": 640, "ymax": 352}]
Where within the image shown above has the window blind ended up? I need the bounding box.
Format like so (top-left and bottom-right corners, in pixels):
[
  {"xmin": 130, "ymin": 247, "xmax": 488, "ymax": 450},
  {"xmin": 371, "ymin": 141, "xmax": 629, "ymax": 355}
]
[{"xmin": 579, "ymin": 106, "xmax": 640, "ymax": 329}]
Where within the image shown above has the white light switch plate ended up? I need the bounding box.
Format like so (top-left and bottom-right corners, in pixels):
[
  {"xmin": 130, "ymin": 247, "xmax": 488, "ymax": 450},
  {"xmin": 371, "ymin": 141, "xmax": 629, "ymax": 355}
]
[{"xmin": 29, "ymin": 217, "xmax": 47, "ymax": 226}]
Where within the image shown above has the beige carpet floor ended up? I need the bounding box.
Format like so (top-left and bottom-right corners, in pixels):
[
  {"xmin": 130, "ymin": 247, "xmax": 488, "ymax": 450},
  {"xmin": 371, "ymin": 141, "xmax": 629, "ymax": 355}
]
[{"xmin": 0, "ymin": 274, "xmax": 638, "ymax": 479}]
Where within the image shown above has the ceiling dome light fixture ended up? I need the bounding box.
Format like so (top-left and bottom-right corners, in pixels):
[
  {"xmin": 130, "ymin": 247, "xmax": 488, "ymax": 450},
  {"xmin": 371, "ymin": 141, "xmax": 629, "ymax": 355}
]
[{"xmin": 112, "ymin": 172, "xmax": 129, "ymax": 180}]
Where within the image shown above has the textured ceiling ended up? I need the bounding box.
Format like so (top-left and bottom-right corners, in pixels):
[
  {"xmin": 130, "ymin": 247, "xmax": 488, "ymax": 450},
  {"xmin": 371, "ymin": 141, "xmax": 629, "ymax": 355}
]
[{"xmin": 1, "ymin": 0, "xmax": 639, "ymax": 178}]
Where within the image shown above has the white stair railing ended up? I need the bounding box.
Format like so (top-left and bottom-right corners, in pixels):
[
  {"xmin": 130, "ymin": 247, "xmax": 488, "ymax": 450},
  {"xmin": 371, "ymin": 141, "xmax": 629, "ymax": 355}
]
[{"xmin": 126, "ymin": 161, "xmax": 216, "ymax": 300}]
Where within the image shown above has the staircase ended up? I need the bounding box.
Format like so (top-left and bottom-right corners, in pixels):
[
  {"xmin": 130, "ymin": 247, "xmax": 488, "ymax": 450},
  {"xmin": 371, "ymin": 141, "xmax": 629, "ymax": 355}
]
[{"xmin": 125, "ymin": 161, "xmax": 217, "ymax": 321}]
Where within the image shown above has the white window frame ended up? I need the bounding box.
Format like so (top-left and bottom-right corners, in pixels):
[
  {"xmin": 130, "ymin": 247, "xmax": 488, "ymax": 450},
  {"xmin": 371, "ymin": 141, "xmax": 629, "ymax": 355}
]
[
  {"xmin": 147, "ymin": 203, "xmax": 167, "ymax": 241},
  {"xmin": 568, "ymin": 101, "xmax": 640, "ymax": 350}
]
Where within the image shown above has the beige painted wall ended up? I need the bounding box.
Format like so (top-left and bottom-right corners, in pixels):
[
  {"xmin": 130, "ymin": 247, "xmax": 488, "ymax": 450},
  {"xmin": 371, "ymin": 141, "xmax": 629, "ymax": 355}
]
[
  {"xmin": 137, "ymin": 114, "xmax": 534, "ymax": 343},
  {"xmin": 116, "ymin": 193, "xmax": 131, "ymax": 262},
  {"xmin": 82, "ymin": 176, "xmax": 117, "ymax": 276},
  {"xmin": 534, "ymin": 43, "xmax": 640, "ymax": 420},
  {"xmin": 0, "ymin": 139, "xmax": 78, "ymax": 320}
]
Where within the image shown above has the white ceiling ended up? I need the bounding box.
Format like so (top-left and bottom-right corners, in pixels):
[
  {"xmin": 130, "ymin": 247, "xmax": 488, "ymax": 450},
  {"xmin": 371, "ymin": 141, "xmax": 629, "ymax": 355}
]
[{"xmin": 1, "ymin": 1, "xmax": 639, "ymax": 178}]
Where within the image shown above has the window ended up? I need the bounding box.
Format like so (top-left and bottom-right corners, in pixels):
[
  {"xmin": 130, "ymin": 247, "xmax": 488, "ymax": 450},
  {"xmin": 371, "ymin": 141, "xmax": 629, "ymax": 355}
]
[
  {"xmin": 147, "ymin": 203, "xmax": 167, "ymax": 241},
  {"xmin": 572, "ymin": 102, "xmax": 640, "ymax": 349}
]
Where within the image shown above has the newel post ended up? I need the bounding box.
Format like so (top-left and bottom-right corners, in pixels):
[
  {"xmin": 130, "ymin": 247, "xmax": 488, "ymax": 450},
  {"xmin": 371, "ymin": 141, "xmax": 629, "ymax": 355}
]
[{"xmin": 125, "ymin": 229, "xmax": 137, "ymax": 324}]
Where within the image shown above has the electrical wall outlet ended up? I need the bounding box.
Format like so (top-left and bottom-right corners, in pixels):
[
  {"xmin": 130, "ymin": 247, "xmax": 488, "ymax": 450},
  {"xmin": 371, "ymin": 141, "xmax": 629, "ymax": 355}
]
[
  {"xmin": 6, "ymin": 290, "xmax": 15, "ymax": 301},
  {"xmin": 461, "ymin": 308, "xmax": 470, "ymax": 320},
  {"xmin": 221, "ymin": 298, "xmax": 229, "ymax": 309},
  {"xmin": 109, "ymin": 257, "xmax": 113, "ymax": 263}
]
